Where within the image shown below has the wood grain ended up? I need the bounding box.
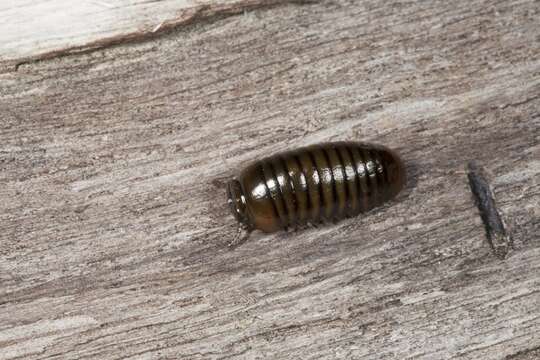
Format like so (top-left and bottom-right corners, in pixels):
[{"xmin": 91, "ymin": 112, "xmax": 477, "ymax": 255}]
[
  {"xmin": 0, "ymin": 0, "xmax": 297, "ymax": 73},
  {"xmin": 1, "ymin": 0, "xmax": 539, "ymax": 359}
]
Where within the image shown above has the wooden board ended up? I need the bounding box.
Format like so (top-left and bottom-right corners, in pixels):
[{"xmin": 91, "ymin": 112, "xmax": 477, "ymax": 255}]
[{"xmin": 1, "ymin": 0, "xmax": 539, "ymax": 359}]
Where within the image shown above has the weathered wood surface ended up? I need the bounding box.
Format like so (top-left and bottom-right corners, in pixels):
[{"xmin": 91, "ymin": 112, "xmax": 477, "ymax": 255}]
[
  {"xmin": 1, "ymin": 0, "xmax": 539, "ymax": 359},
  {"xmin": 0, "ymin": 0, "xmax": 292, "ymax": 73}
]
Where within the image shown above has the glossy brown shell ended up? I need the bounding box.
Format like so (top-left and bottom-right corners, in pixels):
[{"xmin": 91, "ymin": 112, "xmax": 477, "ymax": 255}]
[{"xmin": 227, "ymin": 141, "xmax": 406, "ymax": 233}]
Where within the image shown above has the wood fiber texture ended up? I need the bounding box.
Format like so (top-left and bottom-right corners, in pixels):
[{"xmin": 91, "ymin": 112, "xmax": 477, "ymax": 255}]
[
  {"xmin": 0, "ymin": 0, "xmax": 298, "ymax": 73},
  {"xmin": 0, "ymin": 0, "xmax": 539, "ymax": 359}
]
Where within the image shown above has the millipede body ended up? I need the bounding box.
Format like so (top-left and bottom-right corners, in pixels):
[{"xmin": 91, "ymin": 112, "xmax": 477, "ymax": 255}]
[{"xmin": 227, "ymin": 141, "xmax": 406, "ymax": 233}]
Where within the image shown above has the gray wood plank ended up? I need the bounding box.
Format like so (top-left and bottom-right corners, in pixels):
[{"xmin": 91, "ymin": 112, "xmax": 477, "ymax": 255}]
[{"xmin": 0, "ymin": 0, "xmax": 539, "ymax": 359}]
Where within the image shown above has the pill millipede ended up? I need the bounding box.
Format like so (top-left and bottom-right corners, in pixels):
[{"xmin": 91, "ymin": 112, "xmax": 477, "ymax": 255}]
[{"xmin": 226, "ymin": 141, "xmax": 406, "ymax": 246}]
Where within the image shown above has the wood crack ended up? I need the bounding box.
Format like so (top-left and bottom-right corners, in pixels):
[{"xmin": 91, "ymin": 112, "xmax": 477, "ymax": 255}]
[
  {"xmin": 7, "ymin": 0, "xmax": 318, "ymax": 74},
  {"xmin": 467, "ymin": 161, "xmax": 512, "ymax": 259},
  {"xmin": 506, "ymin": 345, "xmax": 540, "ymax": 359}
]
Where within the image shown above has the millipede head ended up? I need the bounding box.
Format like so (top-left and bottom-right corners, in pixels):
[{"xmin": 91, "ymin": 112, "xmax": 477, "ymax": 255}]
[{"xmin": 226, "ymin": 178, "xmax": 251, "ymax": 230}]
